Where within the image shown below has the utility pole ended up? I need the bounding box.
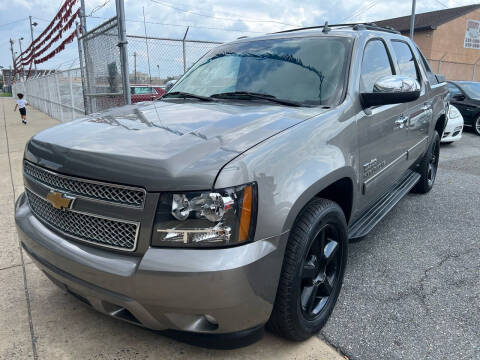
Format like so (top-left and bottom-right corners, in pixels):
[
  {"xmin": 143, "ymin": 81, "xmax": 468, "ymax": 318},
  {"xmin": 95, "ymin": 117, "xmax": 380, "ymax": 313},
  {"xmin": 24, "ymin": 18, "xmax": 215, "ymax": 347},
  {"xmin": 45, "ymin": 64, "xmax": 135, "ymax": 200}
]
[
  {"xmin": 18, "ymin": 38, "xmax": 25, "ymax": 80},
  {"xmin": 76, "ymin": 22, "xmax": 89, "ymax": 114},
  {"xmin": 29, "ymin": 16, "xmax": 37, "ymax": 72},
  {"xmin": 80, "ymin": 0, "xmax": 87, "ymax": 33},
  {"xmin": 133, "ymin": 52, "xmax": 137, "ymax": 83},
  {"xmin": 116, "ymin": 0, "xmax": 131, "ymax": 104},
  {"xmin": 410, "ymin": 0, "xmax": 416, "ymax": 39},
  {"xmin": 9, "ymin": 39, "xmax": 16, "ymax": 81}
]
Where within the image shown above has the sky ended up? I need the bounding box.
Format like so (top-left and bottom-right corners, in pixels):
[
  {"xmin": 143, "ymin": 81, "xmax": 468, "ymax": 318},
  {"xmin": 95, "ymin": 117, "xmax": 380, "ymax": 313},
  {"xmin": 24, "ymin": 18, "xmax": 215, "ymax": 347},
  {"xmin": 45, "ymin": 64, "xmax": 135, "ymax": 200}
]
[{"xmin": 0, "ymin": 0, "xmax": 479, "ymax": 75}]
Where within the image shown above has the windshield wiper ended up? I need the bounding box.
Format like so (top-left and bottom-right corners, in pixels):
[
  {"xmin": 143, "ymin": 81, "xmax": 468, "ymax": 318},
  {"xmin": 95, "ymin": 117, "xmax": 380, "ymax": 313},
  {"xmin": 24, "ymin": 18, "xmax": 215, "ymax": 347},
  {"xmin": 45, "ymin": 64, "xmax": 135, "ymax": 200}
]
[
  {"xmin": 162, "ymin": 91, "xmax": 213, "ymax": 101},
  {"xmin": 210, "ymin": 91, "xmax": 301, "ymax": 107}
]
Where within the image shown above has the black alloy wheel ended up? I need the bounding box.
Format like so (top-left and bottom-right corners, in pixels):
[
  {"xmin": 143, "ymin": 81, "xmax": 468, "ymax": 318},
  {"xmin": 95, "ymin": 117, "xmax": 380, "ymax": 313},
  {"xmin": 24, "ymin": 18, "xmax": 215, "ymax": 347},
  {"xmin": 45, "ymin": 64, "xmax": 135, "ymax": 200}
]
[
  {"xmin": 427, "ymin": 137, "xmax": 439, "ymax": 187},
  {"xmin": 300, "ymin": 224, "xmax": 341, "ymax": 320},
  {"xmin": 268, "ymin": 198, "xmax": 348, "ymax": 341},
  {"xmin": 412, "ymin": 131, "xmax": 440, "ymax": 194}
]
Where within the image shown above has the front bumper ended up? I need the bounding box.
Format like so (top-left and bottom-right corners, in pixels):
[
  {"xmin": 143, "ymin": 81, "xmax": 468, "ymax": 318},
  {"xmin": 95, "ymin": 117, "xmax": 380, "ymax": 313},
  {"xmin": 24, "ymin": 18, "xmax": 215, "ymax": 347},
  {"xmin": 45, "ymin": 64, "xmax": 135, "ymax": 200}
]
[
  {"xmin": 441, "ymin": 125, "xmax": 463, "ymax": 143},
  {"xmin": 15, "ymin": 192, "xmax": 286, "ymax": 334}
]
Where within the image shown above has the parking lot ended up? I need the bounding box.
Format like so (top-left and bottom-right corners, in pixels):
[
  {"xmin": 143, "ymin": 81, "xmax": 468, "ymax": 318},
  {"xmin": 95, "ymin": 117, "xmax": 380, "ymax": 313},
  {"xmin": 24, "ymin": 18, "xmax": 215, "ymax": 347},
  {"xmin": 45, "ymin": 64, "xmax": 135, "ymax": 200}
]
[
  {"xmin": 1, "ymin": 97, "xmax": 479, "ymax": 359},
  {"xmin": 321, "ymin": 128, "xmax": 480, "ymax": 359}
]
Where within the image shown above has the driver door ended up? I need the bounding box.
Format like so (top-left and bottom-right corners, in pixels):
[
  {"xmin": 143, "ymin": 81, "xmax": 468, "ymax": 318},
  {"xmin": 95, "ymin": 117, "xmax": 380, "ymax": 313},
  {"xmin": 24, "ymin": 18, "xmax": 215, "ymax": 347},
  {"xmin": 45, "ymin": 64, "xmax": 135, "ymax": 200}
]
[{"xmin": 357, "ymin": 39, "xmax": 410, "ymax": 212}]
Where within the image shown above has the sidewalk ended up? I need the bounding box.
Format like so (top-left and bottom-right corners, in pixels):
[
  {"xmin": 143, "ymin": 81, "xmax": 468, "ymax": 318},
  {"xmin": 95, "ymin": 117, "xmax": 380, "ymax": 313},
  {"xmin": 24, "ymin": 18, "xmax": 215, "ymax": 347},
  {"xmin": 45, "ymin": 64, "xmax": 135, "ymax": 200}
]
[{"xmin": 0, "ymin": 98, "xmax": 343, "ymax": 359}]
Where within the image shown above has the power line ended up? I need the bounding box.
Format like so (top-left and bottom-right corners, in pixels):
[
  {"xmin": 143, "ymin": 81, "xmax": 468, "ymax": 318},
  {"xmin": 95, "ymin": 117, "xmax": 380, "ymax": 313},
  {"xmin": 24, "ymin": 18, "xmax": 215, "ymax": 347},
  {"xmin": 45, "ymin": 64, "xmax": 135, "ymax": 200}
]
[
  {"xmin": 149, "ymin": 0, "xmax": 299, "ymax": 27},
  {"xmin": 431, "ymin": 0, "xmax": 449, "ymax": 9},
  {"xmin": 87, "ymin": 15, "xmax": 266, "ymax": 33},
  {"xmin": 0, "ymin": 17, "xmax": 28, "ymax": 28},
  {"xmin": 342, "ymin": 0, "xmax": 380, "ymax": 22}
]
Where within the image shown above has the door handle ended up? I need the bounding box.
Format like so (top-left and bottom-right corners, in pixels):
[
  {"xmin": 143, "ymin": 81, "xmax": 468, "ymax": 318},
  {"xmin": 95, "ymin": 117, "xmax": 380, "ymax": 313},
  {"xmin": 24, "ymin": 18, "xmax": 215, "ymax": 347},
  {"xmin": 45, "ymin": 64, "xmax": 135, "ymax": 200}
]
[
  {"xmin": 422, "ymin": 102, "xmax": 431, "ymax": 111},
  {"xmin": 395, "ymin": 116, "xmax": 408, "ymax": 129}
]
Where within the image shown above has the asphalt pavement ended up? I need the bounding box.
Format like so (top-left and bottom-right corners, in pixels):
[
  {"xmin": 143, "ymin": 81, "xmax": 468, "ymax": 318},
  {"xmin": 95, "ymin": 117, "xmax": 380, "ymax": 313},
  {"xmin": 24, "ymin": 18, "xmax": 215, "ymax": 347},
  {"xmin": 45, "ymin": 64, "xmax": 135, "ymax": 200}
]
[{"xmin": 321, "ymin": 131, "xmax": 480, "ymax": 359}]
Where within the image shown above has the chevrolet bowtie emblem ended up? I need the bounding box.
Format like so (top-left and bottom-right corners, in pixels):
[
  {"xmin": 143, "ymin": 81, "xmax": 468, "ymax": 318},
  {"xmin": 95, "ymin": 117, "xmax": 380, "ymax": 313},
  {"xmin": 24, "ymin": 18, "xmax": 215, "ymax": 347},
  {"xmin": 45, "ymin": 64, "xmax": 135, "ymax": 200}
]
[{"xmin": 46, "ymin": 191, "xmax": 74, "ymax": 210}]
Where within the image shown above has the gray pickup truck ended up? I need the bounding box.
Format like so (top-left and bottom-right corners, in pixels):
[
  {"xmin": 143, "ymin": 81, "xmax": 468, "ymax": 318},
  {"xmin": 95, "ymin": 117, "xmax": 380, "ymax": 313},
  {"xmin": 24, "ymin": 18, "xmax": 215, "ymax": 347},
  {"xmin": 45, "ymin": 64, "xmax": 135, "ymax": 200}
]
[{"xmin": 15, "ymin": 23, "xmax": 448, "ymax": 344}]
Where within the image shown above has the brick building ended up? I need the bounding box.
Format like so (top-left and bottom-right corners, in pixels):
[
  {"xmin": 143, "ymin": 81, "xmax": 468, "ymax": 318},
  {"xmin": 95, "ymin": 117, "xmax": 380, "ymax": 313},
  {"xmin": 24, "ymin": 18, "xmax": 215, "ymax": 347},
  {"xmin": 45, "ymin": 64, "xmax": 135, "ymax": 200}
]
[{"xmin": 377, "ymin": 4, "xmax": 480, "ymax": 81}]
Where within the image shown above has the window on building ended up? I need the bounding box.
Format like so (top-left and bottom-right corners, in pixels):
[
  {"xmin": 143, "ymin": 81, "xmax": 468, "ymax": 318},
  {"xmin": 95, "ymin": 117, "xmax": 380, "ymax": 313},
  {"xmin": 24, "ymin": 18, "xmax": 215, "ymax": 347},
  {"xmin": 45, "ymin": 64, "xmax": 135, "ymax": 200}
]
[
  {"xmin": 360, "ymin": 40, "xmax": 394, "ymax": 93},
  {"xmin": 391, "ymin": 41, "xmax": 419, "ymax": 81}
]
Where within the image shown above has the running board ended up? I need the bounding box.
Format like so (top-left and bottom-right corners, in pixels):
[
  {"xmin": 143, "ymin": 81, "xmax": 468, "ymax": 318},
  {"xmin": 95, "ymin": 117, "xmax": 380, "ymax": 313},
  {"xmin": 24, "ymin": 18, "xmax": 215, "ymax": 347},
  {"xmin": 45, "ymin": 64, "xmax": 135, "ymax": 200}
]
[{"xmin": 348, "ymin": 170, "xmax": 421, "ymax": 240}]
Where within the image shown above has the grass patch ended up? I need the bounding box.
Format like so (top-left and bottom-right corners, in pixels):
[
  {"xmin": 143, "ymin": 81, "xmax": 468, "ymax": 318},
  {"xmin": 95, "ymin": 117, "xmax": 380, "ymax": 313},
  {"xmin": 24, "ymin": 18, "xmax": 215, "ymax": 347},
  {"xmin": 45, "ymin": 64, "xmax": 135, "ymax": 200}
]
[{"xmin": 0, "ymin": 92, "xmax": 12, "ymax": 97}]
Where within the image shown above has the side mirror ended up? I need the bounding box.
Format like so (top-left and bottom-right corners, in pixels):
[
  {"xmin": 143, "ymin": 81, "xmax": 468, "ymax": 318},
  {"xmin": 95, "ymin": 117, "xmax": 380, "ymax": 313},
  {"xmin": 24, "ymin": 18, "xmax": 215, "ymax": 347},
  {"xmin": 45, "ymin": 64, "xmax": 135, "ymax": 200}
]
[
  {"xmin": 436, "ymin": 74, "xmax": 446, "ymax": 83},
  {"xmin": 361, "ymin": 75, "xmax": 421, "ymax": 108},
  {"xmin": 452, "ymin": 93, "xmax": 465, "ymax": 101},
  {"xmin": 165, "ymin": 80, "xmax": 176, "ymax": 93}
]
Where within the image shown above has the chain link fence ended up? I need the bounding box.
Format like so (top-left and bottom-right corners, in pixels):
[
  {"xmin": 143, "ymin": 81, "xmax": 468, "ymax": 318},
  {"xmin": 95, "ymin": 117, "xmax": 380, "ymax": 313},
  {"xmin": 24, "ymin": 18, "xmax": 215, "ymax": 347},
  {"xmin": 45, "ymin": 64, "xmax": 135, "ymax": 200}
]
[
  {"xmin": 11, "ymin": 17, "xmax": 223, "ymax": 121},
  {"xmin": 80, "ymin": 17, "xmax": 125, "ymax": 114},
  {"xmin": 427, "ymin": 58, "xmax": 480, "ymax": 82},
  {"xmin": 127, "ymin": 35, "xmax": 221, "ymax": 85},
  {"xmin": 12, "ymin": 68, "xmax": 84, "ymax": 122}
]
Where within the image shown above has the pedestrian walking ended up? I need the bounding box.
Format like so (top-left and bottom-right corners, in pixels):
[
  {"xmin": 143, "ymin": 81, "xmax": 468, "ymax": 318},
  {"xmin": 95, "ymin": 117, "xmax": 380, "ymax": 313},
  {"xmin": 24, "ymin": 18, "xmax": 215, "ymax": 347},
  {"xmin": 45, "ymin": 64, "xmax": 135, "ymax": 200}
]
[{"xmin": 14, "ymin": 93, "xmax": 29, "ymax": 125}]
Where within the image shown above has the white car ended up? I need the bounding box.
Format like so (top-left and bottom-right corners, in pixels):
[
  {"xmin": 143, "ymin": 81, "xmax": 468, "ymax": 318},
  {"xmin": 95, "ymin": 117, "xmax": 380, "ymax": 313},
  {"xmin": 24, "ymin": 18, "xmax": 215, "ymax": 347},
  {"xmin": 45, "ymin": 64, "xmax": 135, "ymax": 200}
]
[{"xmin": 442, "ymin": 105, "xmax": 464, "ymax": 144}]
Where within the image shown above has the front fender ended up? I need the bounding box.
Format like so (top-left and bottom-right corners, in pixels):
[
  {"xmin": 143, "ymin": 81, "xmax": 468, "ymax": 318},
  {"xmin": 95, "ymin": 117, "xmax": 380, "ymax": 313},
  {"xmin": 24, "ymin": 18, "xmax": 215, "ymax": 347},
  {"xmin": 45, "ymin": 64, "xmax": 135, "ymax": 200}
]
[{"xmin": 214, "ymin": 108, "xmax": 358, "ymax": 241}]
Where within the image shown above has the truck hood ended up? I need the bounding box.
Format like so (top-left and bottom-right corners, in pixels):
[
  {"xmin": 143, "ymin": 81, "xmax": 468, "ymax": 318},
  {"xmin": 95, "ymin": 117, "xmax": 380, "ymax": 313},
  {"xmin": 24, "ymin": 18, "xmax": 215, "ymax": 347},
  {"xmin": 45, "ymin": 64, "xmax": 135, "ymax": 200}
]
[{"xmin": 25, "ymin": 101, "xmax": 324, "ymax": 191}]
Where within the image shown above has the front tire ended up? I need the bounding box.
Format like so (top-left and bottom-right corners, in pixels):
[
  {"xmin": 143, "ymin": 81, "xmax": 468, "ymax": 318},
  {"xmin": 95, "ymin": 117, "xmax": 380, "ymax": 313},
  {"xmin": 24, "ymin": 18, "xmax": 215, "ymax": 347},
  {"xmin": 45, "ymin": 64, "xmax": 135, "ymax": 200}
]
[
  {"xmin": 268, "ymin": 198, "xmax": 348, "ymax": 341},
  {"xmin": 412, "ymin": 131, "xmax": 440, "ymax": 194}
]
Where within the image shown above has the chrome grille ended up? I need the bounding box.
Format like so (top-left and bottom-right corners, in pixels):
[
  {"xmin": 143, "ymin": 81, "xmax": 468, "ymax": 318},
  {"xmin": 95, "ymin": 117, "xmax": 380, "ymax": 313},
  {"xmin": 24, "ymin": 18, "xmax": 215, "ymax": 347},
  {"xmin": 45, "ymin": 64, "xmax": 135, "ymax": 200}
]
[
  {"xmin": 23, "ymin": 161, "xmax": 145, "ymax": 207},
  {"xmin": 26, "ymin": 189, "xmax": 138, "ymax": 251}
]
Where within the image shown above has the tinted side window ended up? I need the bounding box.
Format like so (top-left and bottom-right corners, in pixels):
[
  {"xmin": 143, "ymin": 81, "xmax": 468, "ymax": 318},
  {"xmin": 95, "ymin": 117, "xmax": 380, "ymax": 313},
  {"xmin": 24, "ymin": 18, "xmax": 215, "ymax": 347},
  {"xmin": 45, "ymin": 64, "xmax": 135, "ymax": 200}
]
[
  {"xmin": 416, "ymin": 47, "xmax": 438, "ymax": 85},
  {"xmin": 360, "ymin": 40, "xmax": 393, "ymax": 92},
  {"xmin": 391, "ymin": 41, "xmax": 418, "ymax": 80}
]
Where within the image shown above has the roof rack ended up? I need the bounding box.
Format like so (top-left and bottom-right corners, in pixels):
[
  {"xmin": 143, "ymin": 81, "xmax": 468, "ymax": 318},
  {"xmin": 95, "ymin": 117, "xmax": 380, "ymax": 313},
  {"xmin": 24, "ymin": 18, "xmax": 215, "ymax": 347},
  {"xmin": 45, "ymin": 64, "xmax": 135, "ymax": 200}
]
[{"xmin": 274, "ymin": 22, "xmax": 401, "ymax": 35}]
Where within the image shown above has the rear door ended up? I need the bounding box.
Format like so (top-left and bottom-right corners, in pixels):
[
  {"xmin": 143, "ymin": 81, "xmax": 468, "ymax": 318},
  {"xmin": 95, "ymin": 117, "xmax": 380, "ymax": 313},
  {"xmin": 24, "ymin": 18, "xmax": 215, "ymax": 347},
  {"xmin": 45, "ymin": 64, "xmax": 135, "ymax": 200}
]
[
  {"xmin": 390, "ymin": 40, "xmax": 431, "ymax": 165},
  {"xmin": 357, "ymin": 39, "xmax": 410, "ymax": 210}
]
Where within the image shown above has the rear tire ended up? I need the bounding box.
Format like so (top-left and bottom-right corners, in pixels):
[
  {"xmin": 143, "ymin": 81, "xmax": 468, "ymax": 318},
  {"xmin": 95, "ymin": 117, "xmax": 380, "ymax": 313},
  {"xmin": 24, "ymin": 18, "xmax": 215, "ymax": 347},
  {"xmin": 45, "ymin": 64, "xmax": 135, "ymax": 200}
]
[
  {"xmin": 412, "ymin": 131, "xmax": 440, "ymax": 194},
  {"xmin": 267, "ymin": 198, "xmax": 348, "ymax": 341},
  {"xmin": 474, "ymin": 116, "xmax": 480, "ymax": 136}
]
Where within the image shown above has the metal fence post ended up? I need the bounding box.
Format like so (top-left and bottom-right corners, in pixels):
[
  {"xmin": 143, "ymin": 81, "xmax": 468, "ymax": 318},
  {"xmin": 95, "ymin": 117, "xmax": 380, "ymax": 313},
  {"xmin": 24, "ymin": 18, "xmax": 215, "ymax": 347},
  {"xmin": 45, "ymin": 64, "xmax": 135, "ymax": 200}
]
[
  {"xmin": 472, "ymin": 57, "xmax": 480, "ymax": 81},
  {"xmin": 76, "ymin": 23, "xmax": 89, "ymax": 114},
  {"xmin": 116, "ymin": 0, "xmax": 131, "ymax": 105},
  {"xmin": 182, "ymin": 26, "xmax": 189, "ymax": 74},
  {"xmin": 69, "ymin": 71, "xmax": 75, "ymax": 121},
  {"xmin": 55, "ymin": 73, "xmax": 64, "ymax": 121},
  {"xmin": 438, "ymin": 53, "xmax": 446, "ymax": 74}
]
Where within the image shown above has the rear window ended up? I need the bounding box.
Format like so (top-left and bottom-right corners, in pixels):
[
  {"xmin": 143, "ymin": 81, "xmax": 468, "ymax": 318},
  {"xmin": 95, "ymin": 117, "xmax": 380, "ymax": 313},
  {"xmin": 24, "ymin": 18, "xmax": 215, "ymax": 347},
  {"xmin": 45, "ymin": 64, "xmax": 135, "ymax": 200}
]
[{"xmin": 131, "ymin": 87, "xmax": 154, "ymax": 95}]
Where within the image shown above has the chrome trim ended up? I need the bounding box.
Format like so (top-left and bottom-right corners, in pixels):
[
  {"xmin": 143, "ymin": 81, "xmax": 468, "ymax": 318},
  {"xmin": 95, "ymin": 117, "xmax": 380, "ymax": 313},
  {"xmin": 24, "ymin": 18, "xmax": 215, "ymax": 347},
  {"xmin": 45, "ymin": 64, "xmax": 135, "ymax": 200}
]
[
  {"xmin": 25, "ymin": 186, "xmax": 140, "ymax": 252},
  {"xmin": 24, "ymin": 161, "xmax": 146, "ymax": 209},
  {"xmin": 363, "ymin": 152, "xmax": 407, "ymax": 194},
  {"xmin": 406, "ymin": 136, "xmax": 428, "ymax": 160}
]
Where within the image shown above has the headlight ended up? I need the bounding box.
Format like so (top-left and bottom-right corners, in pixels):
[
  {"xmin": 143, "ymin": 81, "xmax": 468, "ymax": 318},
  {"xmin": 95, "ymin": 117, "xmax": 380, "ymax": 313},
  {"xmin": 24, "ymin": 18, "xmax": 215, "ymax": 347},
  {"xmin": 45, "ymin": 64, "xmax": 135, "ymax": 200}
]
[
  {"xmin": 448, "ymin": 106, "xmax": 461, "ymax": 119},
  {"xmin": 152, "ymin": 183, "xmax": 257, "ymax": 248}
]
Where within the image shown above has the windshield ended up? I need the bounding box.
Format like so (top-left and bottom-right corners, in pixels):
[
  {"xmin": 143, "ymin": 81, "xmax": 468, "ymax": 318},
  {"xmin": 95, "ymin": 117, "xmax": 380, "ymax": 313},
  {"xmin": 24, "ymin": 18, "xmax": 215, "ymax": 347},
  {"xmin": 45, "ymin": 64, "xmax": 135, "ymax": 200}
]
[
  {"xmin": 458, "ymin": 82, "xmax": 480, "ymax": 100},
  {"xmin": 169, "ymin": 36, "xmax": 352, "ymax": 106}
]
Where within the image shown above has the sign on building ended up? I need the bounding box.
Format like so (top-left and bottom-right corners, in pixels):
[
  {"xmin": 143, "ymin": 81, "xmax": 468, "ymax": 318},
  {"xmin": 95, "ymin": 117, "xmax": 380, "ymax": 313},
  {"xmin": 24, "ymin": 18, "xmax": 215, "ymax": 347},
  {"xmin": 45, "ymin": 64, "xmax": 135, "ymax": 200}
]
[{"xmin": 465, "ymin": 19, "xmax": 480, "ymax": 49}]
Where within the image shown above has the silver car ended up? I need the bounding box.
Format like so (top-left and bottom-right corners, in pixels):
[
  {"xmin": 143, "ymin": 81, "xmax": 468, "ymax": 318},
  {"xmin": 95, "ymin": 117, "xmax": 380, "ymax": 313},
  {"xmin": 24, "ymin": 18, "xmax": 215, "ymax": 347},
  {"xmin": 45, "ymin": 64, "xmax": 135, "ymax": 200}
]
[{"xmin": 15, "ymin": 23, "xmax": 447, "ymax": 344}]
